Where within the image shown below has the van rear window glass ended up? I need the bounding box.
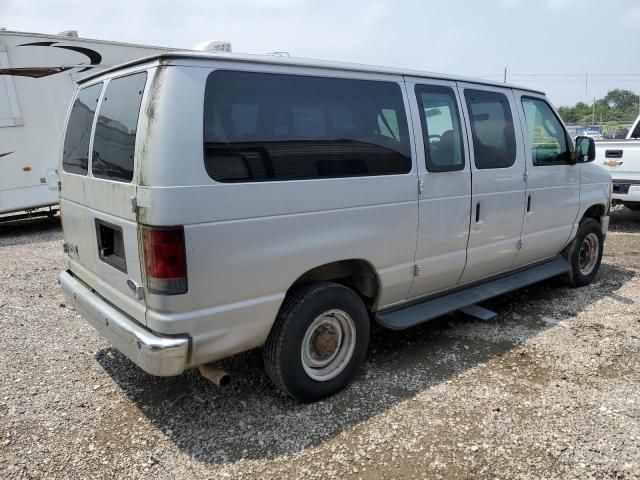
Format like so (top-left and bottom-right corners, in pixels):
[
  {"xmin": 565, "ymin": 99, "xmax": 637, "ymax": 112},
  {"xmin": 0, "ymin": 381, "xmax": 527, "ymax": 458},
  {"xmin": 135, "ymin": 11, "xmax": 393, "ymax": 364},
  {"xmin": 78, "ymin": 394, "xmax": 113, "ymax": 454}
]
[
  {"xmin": 62, "ymin": 83, "xmax": 102, "ymax": 175},
  {"xmin": 203, "ymin": 70, "xmax": 412, "ymax": 182},
  {"xmin": 92, "ymin": 72, "xmax": 147, "ymax": 182},
  {"xmin": 464, "ymin": 90, "xmax": 516, "ymax": 169}
]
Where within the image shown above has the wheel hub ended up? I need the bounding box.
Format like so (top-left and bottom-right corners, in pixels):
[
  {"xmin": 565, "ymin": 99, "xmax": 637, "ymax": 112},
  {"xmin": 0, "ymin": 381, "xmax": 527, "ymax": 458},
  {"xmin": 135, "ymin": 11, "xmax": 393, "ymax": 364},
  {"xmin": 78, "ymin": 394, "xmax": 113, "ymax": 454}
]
[
  {"xmin": 578, "ymin": 232, "xmax": 599, "ymax": 276},
  {"xmin": 301, "ymin": 309, "xmax": 356, "ymax": 381},
  {"xmin": 309, "ymin": 323, "xmax": 339, "ymax": 360}
]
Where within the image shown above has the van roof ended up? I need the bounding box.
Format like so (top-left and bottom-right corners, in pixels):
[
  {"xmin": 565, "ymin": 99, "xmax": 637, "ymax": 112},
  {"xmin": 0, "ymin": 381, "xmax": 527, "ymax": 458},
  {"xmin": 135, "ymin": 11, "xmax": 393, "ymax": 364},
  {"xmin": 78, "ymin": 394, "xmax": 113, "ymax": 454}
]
[{"xmin": 77, "ymin": 50, "xmax": 546, "ymax": 95}]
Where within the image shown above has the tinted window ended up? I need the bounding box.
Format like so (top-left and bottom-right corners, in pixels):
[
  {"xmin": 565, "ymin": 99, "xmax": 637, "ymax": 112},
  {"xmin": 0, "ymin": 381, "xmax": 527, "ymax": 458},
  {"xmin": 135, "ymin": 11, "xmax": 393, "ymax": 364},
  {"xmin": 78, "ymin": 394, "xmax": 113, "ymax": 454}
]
[
  {"xmin": 203, "ymin": 71, "xmax": 411, "ymax": 182},
  {"xmin": 465, "ymin": 90, "xmax": 516, "ymax": 169},
  {"xmin": 378, "ymin": 108, "xmax": 401, "ymax": 141},
  {"xmin": 92, "ymin": 72, "xmax": 147, "ymax": 182},
  {"xmin": 521, "ymin": 97, "xmax": 570, "ymax": 165},
  {"xmin": 415, "ymin": 85, "xmax": 465, "ymax": 172},
  {"xmin": 62, "ymin": 83, "xmax": 102, "ymax": 175}
]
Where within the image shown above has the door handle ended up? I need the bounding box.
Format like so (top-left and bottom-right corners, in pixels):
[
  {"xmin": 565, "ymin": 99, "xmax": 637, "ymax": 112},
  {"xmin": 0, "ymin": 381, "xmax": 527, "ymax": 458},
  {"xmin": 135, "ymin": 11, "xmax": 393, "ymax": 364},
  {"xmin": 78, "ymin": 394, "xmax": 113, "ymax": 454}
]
[
  {"xmin": 475, "ymin": 202, "xmax": 480, "ymax": 223},
  {"xmin": 527, "ymin": 194, "xmax": 532, "ymax": 213}
]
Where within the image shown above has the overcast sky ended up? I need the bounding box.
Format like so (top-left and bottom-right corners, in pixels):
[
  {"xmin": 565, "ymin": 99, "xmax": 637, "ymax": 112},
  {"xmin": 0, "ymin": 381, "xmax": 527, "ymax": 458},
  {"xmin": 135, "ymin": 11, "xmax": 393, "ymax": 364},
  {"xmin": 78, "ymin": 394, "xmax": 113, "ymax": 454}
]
[{"xmin": 2, "ymin": 0, "xmax": 639, "ymax": 106}]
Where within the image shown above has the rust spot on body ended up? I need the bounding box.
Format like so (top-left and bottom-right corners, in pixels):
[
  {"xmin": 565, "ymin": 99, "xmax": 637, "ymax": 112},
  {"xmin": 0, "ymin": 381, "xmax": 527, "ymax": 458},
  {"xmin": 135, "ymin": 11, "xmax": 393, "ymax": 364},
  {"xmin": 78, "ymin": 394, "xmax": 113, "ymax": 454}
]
[{"xmin": 137, "ymin": 65, "xmax": 167, "ymax": 188}]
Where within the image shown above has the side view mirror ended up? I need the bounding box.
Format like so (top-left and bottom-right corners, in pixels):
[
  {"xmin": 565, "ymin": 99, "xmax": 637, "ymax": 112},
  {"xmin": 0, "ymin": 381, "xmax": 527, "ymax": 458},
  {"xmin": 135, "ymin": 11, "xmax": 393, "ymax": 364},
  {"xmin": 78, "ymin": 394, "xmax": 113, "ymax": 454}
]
[{"xmin": 574, "ymin": 136, "xmax": 596, "ymax": 163}]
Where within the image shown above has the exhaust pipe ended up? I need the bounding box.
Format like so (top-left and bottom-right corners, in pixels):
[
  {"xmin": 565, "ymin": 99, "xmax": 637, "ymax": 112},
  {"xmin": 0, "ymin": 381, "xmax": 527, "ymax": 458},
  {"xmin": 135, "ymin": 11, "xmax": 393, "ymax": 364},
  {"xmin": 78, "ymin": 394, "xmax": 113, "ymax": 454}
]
[{"xmin": 198, "ymin": 364, "xmax": 231, "ymax": 387}]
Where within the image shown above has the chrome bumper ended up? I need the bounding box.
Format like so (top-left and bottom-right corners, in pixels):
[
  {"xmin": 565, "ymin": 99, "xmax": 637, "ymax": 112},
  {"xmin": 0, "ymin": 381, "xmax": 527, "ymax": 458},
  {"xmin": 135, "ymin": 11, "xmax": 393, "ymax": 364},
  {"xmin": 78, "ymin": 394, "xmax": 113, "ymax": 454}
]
[{"xmin": 59, "ymin": 270, "xmax": 190, "ymax": 376}]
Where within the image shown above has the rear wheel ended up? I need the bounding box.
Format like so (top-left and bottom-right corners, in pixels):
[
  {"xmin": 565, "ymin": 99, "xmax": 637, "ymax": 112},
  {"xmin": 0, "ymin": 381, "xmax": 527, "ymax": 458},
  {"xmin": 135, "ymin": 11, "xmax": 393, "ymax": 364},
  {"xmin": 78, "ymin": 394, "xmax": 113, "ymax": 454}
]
[
  {"xmin": 562, "ymin": 218, "xmax": 604, "ymax": 287},
  {"xmin": 263, "ymin": 282, "xmax": 370, "ymax": 402}
]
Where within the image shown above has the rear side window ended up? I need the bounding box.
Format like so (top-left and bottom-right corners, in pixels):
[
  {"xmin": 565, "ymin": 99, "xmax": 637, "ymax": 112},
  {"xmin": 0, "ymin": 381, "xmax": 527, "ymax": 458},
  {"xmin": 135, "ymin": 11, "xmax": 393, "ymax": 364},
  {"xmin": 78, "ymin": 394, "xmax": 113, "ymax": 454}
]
[
  {"xmin": 62, "ymin": 83, "xmax": 102, "ymax": 175},
  {"xmin": 415, "ymin": 85, "xmax": 465, "ymax": 172},
  {"xmin": 92, "ymin": 72, "xmax": 147, "ymax": 182},
  {"xmin": 521, "ymin": 97, "xmax": 570, "ymax": 165},
  {"xmin": 203, "ymin": 70, "xmax": 412, "ymax": 182},
  {"xmin": 464, "ymin": 90, "xmax": 516, "ymax": 169}
]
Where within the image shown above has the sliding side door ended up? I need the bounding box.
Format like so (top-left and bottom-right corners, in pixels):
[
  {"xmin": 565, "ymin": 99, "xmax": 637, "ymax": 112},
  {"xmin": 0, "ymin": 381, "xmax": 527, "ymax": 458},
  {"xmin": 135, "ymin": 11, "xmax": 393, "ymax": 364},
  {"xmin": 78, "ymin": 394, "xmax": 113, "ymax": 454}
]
[{"xmin": 405, "ymin": 77, "xmax": 472, "ymax": 299}]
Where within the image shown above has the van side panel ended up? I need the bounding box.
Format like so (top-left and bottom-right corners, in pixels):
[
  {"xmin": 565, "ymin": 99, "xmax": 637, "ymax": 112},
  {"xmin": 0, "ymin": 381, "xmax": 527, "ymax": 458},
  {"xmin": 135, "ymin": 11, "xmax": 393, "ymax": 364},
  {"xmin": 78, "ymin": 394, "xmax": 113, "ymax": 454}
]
[
  {"xmin": 139, "ymin": 65, "xmax": 419, "ymax": 365},
  {"xmin": 146, "ymin": 201, "xmax": 418, "ymax": 365}
]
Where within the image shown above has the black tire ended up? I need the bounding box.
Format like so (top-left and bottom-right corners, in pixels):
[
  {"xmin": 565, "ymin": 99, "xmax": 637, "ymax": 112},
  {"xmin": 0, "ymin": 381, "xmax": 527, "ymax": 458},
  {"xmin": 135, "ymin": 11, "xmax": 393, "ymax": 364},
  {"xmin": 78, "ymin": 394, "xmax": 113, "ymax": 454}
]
[
  {"xmin": 263, "ymin": 282, "xmax": 370, "ymax": 402},
  {"xmin": 624, "ymin": 203, "xmax": 640, "ymax": 212},
  {"xmin": 562, "ymin": 218, "xmax": 604, "ymax": 287}
]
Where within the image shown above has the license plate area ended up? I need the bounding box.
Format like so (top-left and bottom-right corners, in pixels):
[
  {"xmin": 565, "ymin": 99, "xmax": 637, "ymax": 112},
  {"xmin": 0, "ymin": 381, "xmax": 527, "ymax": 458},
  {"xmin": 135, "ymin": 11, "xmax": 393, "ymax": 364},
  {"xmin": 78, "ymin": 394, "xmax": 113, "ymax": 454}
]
[{"xmin": 96, "ymin": 219, "xmax": 127, "ymax": 273}]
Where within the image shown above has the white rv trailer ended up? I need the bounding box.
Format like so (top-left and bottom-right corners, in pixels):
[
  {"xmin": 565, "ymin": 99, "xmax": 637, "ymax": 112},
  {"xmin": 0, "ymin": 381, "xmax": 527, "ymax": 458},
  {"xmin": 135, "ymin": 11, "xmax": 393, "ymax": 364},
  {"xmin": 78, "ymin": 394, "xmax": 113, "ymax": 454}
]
[{"xmin": 0, "ymin": 30, "xmax": 208, "ymax": 217}]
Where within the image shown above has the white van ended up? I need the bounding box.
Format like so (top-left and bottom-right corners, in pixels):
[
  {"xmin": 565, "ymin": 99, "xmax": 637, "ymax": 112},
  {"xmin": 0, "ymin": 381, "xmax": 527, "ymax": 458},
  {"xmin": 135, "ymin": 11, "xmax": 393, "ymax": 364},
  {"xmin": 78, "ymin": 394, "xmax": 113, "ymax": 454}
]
[{"xmin": 58, "ymin": 52, "xmax": 612, "ymax": 401}]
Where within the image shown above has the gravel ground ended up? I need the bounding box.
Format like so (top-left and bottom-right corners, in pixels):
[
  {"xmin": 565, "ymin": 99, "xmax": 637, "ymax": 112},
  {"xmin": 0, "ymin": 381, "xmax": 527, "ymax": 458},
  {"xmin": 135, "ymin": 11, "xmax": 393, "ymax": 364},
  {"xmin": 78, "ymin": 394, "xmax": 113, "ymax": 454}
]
[{"xmin": 1, "ymin": 207, "xmax": 639, "ymax": 479}]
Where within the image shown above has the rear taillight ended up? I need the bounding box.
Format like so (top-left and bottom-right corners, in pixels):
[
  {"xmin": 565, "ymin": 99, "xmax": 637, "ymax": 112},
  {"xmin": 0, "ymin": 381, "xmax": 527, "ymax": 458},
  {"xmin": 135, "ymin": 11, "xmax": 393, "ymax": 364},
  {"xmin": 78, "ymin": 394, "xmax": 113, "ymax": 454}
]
[{"xmin": 141, "ymin": 226, "xmax": 187, "ymax": 295}]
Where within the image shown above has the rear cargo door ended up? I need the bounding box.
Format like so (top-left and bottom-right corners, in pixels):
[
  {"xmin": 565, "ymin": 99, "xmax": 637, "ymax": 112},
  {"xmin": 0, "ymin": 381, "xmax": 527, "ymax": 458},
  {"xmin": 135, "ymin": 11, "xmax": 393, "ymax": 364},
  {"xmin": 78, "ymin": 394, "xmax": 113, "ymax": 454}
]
[{"xmin": 60, "ymin": 72, "xmax": 148, "ymax": 324}]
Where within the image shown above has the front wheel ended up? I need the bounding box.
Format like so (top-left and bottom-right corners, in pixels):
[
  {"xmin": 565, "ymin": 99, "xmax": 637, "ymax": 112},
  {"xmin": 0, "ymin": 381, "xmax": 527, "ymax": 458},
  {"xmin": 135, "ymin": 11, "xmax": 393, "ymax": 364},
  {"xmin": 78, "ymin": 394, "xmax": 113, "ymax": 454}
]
[
  {"xmin": 263, "ymin": 282, "xmax": 370, "ymax": 402},
  {"xmin": 562, "ymin": 218, "xmax": 604, "ymax": 287}
]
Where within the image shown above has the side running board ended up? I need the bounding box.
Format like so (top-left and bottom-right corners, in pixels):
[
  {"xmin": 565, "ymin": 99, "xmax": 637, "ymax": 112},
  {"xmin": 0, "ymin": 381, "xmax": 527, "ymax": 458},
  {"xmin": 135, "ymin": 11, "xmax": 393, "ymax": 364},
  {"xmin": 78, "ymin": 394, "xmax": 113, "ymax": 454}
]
[{"xmin": 376, "ymin": 257, "xmax": 570, "ymax": 330}]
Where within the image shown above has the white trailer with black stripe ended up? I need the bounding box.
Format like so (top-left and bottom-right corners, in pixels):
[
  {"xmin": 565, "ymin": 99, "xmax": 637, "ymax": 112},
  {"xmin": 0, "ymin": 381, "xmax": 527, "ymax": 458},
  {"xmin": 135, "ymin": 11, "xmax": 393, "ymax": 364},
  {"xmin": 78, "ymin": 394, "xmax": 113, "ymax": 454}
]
[{"xmin": 0, "ymin": 30, "xmax": 230, "ymax": 218}]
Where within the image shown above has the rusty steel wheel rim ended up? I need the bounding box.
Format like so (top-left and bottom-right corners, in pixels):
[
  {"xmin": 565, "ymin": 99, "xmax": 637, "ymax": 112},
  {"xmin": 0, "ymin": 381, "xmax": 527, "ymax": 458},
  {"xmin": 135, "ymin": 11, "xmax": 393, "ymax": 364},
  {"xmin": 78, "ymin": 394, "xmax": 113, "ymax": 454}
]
[
  {"xmin": 578, "ymin": 232, "xmax": 599, "ymax": 276},
  {"xmin": 301, "ymin": 309, "xmax": 356, "ymax": 381}
]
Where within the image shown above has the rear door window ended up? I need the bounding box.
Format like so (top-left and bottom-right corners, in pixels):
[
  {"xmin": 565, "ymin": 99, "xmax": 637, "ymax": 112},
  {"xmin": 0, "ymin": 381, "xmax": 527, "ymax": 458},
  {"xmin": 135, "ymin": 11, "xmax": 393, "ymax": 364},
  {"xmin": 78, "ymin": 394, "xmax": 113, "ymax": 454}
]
[
  {"xmin": 203, "ymin": 70, "xmax": 412, "ymax": 182},
  {"xmin": 62, "ymin": 83, "xmax": 103, "ymax": 176},
  {"xmin": 415, "ymin": 85, "xmax": 465, "ymax": 172},
  {"xmin": 92, "ymin": 72, "xmax": 147, "ymax": 182},
  {"xmin": 464, "ymin": 90, "xmax": 516, "ymax": 169}
]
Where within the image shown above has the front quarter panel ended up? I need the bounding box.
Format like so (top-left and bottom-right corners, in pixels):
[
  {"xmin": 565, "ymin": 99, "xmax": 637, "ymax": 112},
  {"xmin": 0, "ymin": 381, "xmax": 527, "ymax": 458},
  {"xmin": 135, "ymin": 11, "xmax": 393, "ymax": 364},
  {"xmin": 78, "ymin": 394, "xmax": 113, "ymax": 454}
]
[{"xmin": 572, "ymin": 163, "xmax": 611, "ymax": 240}]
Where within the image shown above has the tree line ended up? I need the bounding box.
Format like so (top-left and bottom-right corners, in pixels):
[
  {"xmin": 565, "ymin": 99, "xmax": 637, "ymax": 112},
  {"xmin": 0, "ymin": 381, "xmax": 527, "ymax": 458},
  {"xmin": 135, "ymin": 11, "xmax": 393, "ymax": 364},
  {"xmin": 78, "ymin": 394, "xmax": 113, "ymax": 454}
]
[{"xmin": 557, "ymin": 89, "xmax": 640, "ymax": 124}]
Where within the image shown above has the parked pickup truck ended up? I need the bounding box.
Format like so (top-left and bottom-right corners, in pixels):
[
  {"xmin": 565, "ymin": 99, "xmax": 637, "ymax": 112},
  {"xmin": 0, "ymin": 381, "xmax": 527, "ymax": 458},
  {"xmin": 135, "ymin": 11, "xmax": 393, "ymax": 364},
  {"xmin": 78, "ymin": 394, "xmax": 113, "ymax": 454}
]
[{"xmin": 596, "ymin": 114, "xmax": 640, "ymax": 210}]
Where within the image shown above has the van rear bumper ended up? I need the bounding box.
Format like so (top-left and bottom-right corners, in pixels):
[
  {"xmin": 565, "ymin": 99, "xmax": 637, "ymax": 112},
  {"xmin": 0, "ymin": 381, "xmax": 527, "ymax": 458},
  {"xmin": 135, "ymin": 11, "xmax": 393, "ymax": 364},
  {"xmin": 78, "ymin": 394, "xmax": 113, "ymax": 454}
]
[{"xmin": 59, "ymin": 270, "xmax": 190, "ymax": 376}]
